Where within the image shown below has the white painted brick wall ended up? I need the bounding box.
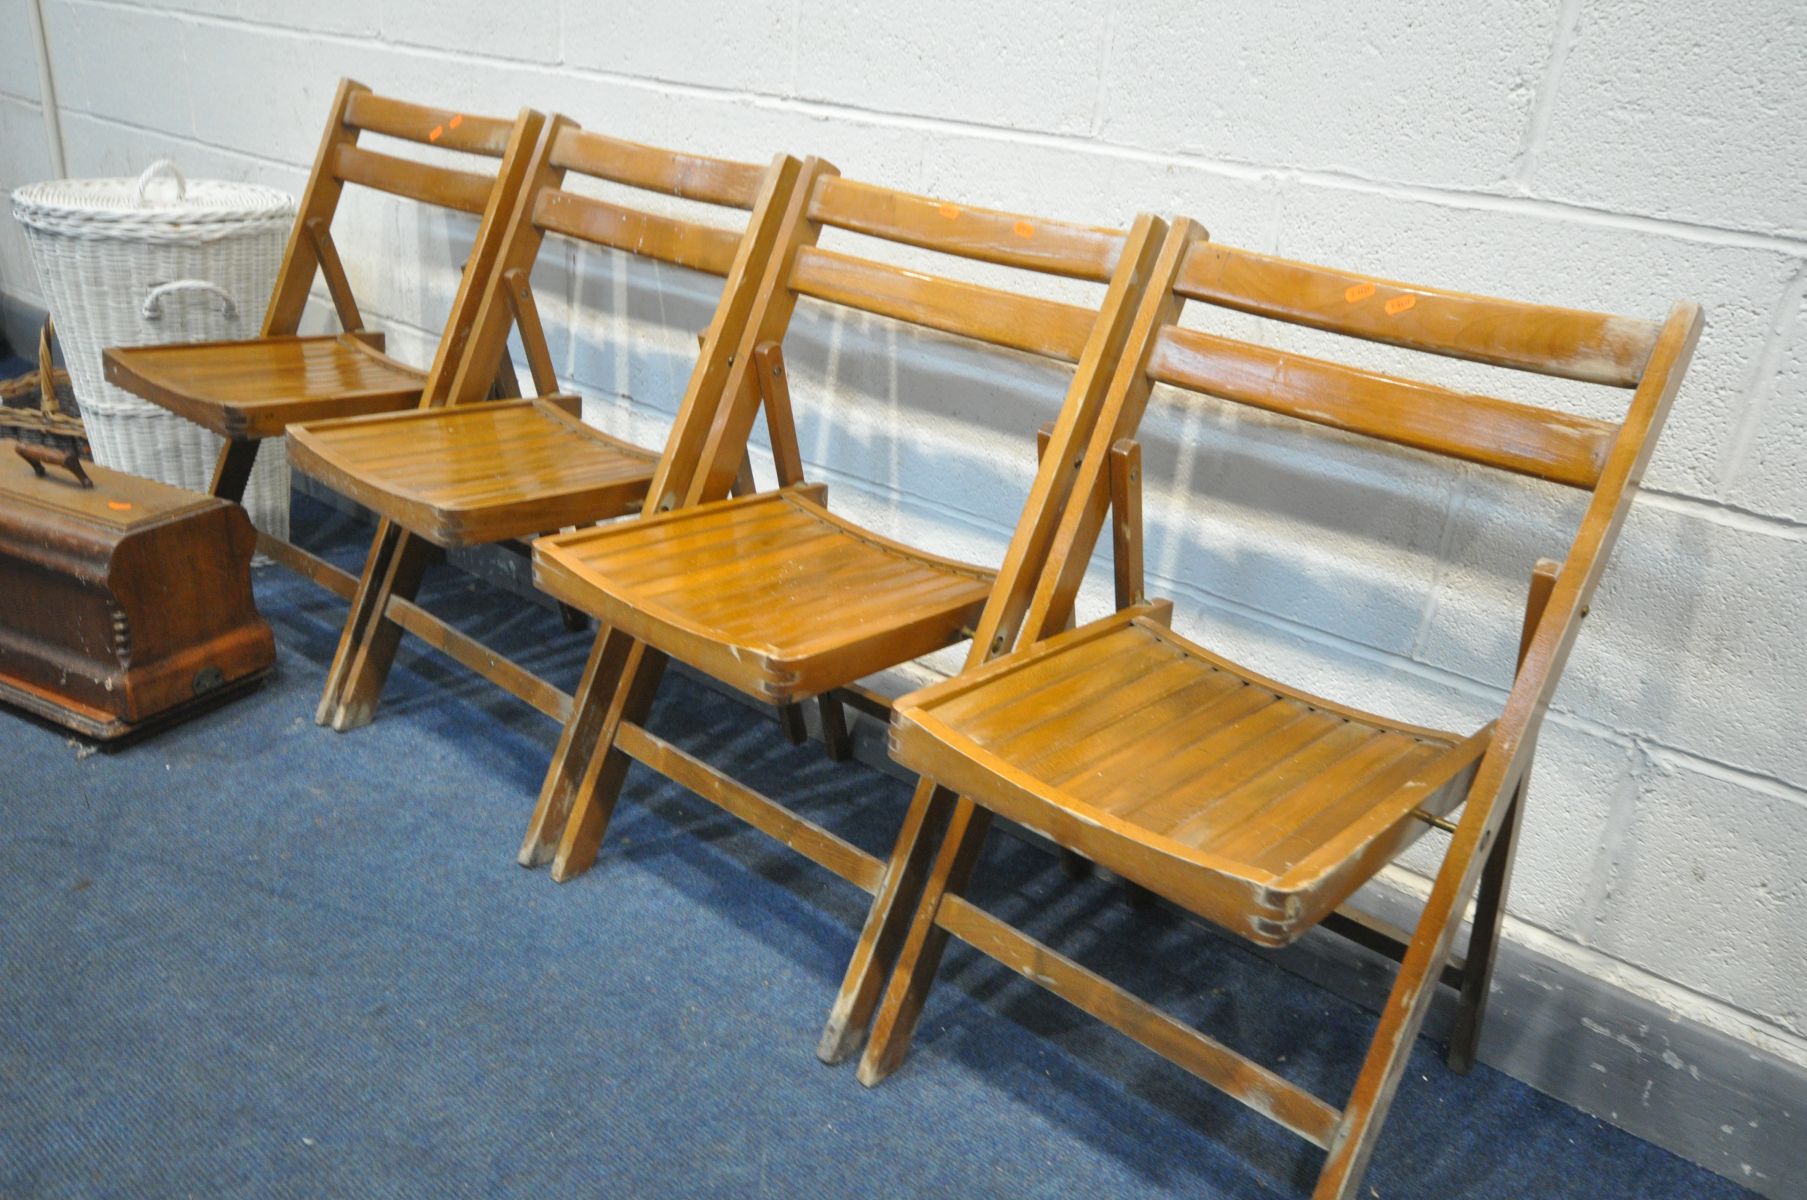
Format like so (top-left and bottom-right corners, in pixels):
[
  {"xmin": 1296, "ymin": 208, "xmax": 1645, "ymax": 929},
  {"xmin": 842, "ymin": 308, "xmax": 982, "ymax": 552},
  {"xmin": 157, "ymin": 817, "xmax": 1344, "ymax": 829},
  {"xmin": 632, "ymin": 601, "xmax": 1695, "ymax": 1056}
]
[{"xmin": 3, "ymin": 0, "xmax": 1803, "ymax": 1114}]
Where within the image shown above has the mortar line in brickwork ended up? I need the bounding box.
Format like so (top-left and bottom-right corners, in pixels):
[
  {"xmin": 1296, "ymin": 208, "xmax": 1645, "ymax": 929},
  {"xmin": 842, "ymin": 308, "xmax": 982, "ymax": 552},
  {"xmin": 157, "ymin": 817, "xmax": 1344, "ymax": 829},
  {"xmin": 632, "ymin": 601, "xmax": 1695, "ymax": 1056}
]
[
  {"xmin": 1575, "ymin": 763, "xmax": 1643, "ymax": 937},
  {"xmin": 1716, "ymin": 261, "xmax": 1807, "ymax": 491},
  {"xmin": 1406, "ymin": 467, "xmax": 1474, "ymax": 660},
  {"xmin": 1639, "ymin": 743, "xmax": 1807, "ymax": 809},
  {"xmin": 1085, "ymin": 4, "xmax": 1120, "ymax": 139},
  {"xmin": 49, "ymin": 107, "xmax": 304, "ymax": 176},
  {"xmin": 1509, "ymin": 0, "xmax": 1584, "ymax": 188},
  {"xmin": 785, "ymin": 0, "xmax": 801, "ymax": 98},
  {"xmin": 1370, "ymin": 861, "xmax": 1807, "ymax": 1070},
  {"xmin": 1640, "ymin": 488, "xmax": 1807, "ymax": 543},
  {"xmin": 58, "ymin": 0, "xmax": 1807, "ymax": 259}
]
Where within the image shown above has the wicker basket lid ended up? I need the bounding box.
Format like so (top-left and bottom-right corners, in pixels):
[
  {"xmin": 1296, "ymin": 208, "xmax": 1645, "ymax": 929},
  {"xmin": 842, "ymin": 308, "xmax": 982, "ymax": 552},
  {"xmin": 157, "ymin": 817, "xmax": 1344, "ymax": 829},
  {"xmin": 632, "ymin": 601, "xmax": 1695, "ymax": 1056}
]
[{"xmin": 11, "ymin": 160, "xmax": 294, "ymax": 244}]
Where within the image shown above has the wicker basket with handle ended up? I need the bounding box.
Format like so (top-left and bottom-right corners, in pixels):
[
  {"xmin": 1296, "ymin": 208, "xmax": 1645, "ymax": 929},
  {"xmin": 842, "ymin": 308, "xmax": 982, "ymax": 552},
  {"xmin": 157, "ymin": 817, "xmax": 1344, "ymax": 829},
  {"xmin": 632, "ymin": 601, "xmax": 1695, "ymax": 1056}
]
[{"xmin": 11, "ymin": 161, "xmax": 295, "ymax": 538}]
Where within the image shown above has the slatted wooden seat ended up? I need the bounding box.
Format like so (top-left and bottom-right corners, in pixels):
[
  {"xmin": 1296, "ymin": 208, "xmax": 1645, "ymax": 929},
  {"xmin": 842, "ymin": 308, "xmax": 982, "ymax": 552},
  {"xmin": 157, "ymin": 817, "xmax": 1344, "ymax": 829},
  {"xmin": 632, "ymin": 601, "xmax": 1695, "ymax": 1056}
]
[
  {"xmin": 104, "ymin": 331, "xmax": 427, "ymax": 441},
  {"xmin": 292, "ymin": 117, "xmax": 802, "ymax": 730},
  {"xmin": 287, "ymin": 397, "xmax": 656, "ymax": 545},
  {"xmin": 102, "ymin": 79, "xmax": 544, "ymax": 598},
  {"xmin": 289, "ymin": 117, "xmax": 804, "ymax": 732},
  {"xmin": 852, "ymin": 220, "xmax": 1703, "ymax": 1200},
  {"xmin": 522, "ymin": 164, "xmax": 1172, "ymax": 1062},
  {"xmin": 535, "ymin": 486, "xmax": 996, "ymax": 705},
  {"xmin": 888, "ymin": 604, "xmax": 1488, "ymax": 944}
]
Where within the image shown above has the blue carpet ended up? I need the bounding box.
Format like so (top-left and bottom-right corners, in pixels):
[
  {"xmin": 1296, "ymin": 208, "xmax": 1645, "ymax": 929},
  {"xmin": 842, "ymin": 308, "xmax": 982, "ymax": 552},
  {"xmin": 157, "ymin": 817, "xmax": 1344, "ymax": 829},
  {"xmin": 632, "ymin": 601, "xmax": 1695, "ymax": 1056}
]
[{"xmin": 0, "ymin": 494, "xmax": 1753, "ymax": 1199}]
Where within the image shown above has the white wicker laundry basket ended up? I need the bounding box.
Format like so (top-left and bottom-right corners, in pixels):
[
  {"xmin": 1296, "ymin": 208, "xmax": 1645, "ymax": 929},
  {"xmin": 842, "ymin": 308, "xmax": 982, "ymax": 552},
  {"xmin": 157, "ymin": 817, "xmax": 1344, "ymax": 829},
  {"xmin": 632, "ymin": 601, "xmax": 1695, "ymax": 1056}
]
[{"xmin": 11, "ymin": 161, "xmax": 297, "ymax": 540}]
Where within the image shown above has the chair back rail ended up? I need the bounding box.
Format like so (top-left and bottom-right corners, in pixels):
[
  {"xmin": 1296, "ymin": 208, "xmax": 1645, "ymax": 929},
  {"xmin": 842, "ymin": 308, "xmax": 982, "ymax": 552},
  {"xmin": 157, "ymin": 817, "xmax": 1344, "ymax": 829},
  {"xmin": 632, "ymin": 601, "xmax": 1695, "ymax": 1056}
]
[
  {"xmin": 548, "ymin": 126, "xmax": 768, "ymax": 210},
  {"xmin": 1176, "ymin": 243, "xmax": 1662, "ymax": 386},
  {"xmin": 676, "ymin": 163, "xmax": 1164, "ymax": 527},
  {"xmin": 342, "ymin": 91, "xmax": 518, "ymax": 157},
  {"xmin": 788, "ymin": 246, "xmax": 1099, "ymax": 364},
  {"xmin": 329, "ymin": 144, "xmax": 497, "ymax": 215},
  {"xmin": 806, "ymin": 175, "xmax": 1124, "ymax": 282},
  {"xmin": 440, "ymin": 114, "xmax": 797, "ymax": 411},
  {"xmin": 1025, "ymin": 220, "xmax": 1699, "ymax": 642},
  {"xmin": 1145, "ymin": 325, "xmax": 1616, "ymax": 488},
  {"xmin": 259, "ymin": 77, "xmax": 544, "ymax": 387}
]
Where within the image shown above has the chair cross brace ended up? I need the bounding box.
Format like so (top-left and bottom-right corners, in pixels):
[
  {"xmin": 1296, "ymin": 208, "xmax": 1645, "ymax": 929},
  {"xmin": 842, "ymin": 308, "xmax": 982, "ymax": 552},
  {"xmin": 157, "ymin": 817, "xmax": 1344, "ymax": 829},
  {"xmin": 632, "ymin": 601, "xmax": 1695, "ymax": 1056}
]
[{"xmin": 302, "ymin": 217, "xmax": 365, "ymax": 333}]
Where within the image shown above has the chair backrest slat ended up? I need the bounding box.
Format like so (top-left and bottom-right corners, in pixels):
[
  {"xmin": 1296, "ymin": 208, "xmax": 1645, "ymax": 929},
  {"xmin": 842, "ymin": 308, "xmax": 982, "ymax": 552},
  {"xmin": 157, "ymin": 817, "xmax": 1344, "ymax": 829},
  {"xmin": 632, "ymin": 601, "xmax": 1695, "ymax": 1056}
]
[
  {"xmin": 330, "ymin": 143, "xmax": 497, "ymax": 215},
  {"xmin": 1177, "ymin": 243, "xmax": 1663, "ymax": 387},
  {"xmin": 260, "ymin": 80, "xmax": 542, "ymax": 346},
  {"xmin": 1148, "ymin": 325, "xmax": 1617, "ymax": 489},
  {"xmin": 533, "ymin": 189, "xmax": 744, "ymax": 277},
  {"xmin": 790, "ymin": 245, "xmax": 1099, "ymax": 363},
  {"xmin": 1019, "ymin": 218, "xmax": 1700, "ymax": 648},
  {"xmin": 549, "ymin": 127, "xmax": 767, "ymax": 211},
  {"xmin": 439, "ymin": 115, "xmax": 800, "ymax": 410},
  {"xmin": 808, "ymin": 176, "xmax": 1123, "ymax": 283},
  {"xmin": 342, "ymin": 91, "xmax": 517, "ymax": 157}
]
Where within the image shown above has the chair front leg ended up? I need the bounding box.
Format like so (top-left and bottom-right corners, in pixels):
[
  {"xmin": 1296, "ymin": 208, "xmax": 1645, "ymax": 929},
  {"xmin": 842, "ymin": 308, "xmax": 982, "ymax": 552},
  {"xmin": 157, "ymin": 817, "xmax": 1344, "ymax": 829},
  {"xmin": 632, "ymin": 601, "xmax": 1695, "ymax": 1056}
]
[
  {"xmin": 856, "ymin": 798, "xmax": 994, "ymax": 1086},
  {"xmin": 318, "ymin": 520, "xmax": 433, "ymax": 731},
  {"xmin": 209, "ymin": 438, "xmax": 261, "ymax": 504},
  {"xmin": 550, "ymin": 639, "xmax": 670, "ymax": 882},
  {"xmin": 1312, "ymin": 781, "xmax": 1514, "ymax": 1200},
  {"xmin": 520, "ymin": 625, "xmax": 636, "ymax": 866},
  {"xmin": 819, "ymin": 778, "xmax": 958, "ymax": 1063},
  {"xmin": 316, "ymin": 518, "xmax": 402, "ymax": 724}
]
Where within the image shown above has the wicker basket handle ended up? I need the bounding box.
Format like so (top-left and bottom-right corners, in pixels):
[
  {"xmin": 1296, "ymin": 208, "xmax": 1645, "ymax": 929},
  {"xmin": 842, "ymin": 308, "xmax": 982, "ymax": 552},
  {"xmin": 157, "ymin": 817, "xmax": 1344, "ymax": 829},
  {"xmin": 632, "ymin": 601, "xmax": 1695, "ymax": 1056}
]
[
  {"xmin": 141, "ymin": 280, "xmax": 239, "ymax": 322},
  {"xmin": 15, "ymin": 441, "xmax": 92, "ymax": 487},
  {"xmin": 130, "ymin": 159, "xmax": 188, "ymax": 206}
]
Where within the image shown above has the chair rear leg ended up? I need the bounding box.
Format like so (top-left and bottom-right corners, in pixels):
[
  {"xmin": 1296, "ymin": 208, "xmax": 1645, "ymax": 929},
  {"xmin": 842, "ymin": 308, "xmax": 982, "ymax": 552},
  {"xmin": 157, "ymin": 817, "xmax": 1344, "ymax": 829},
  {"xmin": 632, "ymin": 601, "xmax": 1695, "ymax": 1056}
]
[
  {"xmin": 551, "ymin": 641, "xmax": 670, "ymax": 882},
  {"xmin": 817, "ymin": 693, "xmax": 852, "ymax": 761},
  {"xmin": 819, "ymin": 779, "xmax": 958, "ymax": 1064},
  {"xmin": 778, "ymin": 703, "xmax": 808, "ymax": 745},
  {"xmin": 856, "ymin": 800, "xmax": 994, "ymax": 1086},
  {"xmin": 520, "ymin": 626, "xmax": 637, "ymax": 866},
  {"xmin": 1446, "ymin": 778, "xmax": 1527, "ymax": 1074},
  {"xmin": 1446, "ymin": 558, "xmax": 1553, "ymax": 1072},
  {"xmin": 320, "ymin": 522, "xmax": 433, "ymax": 731}
]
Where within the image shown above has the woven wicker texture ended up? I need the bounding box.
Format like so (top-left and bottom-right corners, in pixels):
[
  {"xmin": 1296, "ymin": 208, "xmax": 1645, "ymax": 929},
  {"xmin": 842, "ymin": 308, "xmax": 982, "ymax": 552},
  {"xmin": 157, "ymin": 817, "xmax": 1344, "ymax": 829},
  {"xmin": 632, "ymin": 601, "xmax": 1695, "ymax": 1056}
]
[{"xmin": 12, "ymin": 162, "xmax": 297, "ymax": 537}]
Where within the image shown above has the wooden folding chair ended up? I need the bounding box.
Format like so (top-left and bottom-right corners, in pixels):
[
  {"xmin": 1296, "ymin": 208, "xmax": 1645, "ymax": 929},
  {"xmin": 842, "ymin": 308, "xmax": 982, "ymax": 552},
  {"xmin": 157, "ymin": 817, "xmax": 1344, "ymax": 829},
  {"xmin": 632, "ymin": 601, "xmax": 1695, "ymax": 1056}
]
[
  {"xmin": 521, "ymin": 161, "xmax": 1171, "ymax": 1047},
  {"xmin": 858, "ymin": 219, "xmax": 1702, "ymax": 1199},
  {"xmin": 283, "ymin": 118, "xmax": 803, "ymax": 733},
  {"xmin": 103, "ymin": 79, "xmax": 544, "ymax": 598}
]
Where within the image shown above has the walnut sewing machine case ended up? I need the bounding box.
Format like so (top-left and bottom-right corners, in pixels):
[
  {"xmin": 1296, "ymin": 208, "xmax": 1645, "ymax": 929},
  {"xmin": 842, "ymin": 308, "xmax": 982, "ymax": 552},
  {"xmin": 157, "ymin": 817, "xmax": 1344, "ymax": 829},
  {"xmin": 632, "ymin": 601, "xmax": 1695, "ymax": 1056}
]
[{"xmin": 0, "ymin": 441, "xmax": 274, "ymax": 740}]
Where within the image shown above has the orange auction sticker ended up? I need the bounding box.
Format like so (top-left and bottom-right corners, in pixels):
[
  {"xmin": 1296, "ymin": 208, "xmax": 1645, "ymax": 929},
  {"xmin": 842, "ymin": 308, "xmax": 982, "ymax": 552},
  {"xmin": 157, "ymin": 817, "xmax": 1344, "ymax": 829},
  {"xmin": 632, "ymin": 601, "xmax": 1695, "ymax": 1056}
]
[
  {"xmin": 1344, "ymin": 283, "xmax": 1375, "ymax": 303},
  {"xmin": 1385, "ymin": 294, "xmax": 1418, "ymax": 316},
  {"xmin": 107, "ymin": 501, "xmax": 133, "ymax": 511}
]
